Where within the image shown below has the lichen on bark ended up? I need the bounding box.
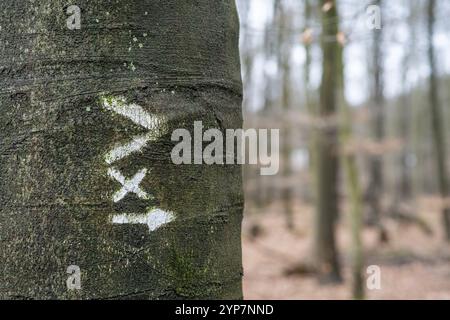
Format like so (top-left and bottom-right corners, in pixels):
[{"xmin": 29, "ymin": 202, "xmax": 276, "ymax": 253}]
[{"xmin": 0, "ymin": 0, "xmax": 243, "ymax": 299}]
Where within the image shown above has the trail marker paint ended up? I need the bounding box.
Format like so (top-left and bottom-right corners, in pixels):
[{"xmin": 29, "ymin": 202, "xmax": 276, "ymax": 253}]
[
  {"xmin": 107, "ymin": 168, "xmax": 150, "ymax": 203},
  {"xmin": 112, "ymin": 209, "xmax": 176, "ymax": 232},
  {"xmin": 101, "ymin": 96, "xmax": 176, "ymax": 233}
]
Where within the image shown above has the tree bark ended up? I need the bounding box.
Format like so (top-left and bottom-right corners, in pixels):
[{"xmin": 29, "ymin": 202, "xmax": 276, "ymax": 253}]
[
  {"xmin": 0, "ymin": 0, "xmax": 243, "ymax": 299},
  {"xmin": 367, "ymin": 0, "xmax": 385, "ymax": 229},
  {"xmin": 303, "ymin": 0, "xmax": 317, "ymax": 205},
  {"xmin": 313, "ymin": 0, "xmax": 342, "ymax": 283},
  {"xmin": 334, "ymin": 17, "xmax": 364, "ymax": 299}
]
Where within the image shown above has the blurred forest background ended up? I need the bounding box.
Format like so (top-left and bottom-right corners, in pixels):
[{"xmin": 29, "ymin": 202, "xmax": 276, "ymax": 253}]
[{"xmin": 237, "ymin": 0, "xmax": 450, "ymax": 299}]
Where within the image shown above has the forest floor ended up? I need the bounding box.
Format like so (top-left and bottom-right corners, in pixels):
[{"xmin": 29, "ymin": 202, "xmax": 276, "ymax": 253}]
[{"xmin": 242, "ymin": 197, "xmax": 450, "ymax": 299}]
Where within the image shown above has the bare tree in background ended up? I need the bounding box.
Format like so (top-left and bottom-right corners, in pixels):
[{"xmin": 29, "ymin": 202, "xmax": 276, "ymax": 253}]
[
  {"xmin": 275, "ymin": 0, "xmax": 295, "ymax": 230},
  {"xmin": 313, "ymin": 0, "xmax": 342, "ymax": 283},
  {"xmin": 303, "ymin": 0, "xmax": 318, "ymax": 201},
  {"xmin": 397, "ymin": 1, "xmax": 415, "ymax": 202},
  {"xmin": 334, "ymin": 11, "xmax": 364, "ymax": 299},
  {"xmin": 366, "ymin": 0, "xmax": 386, "ymax": 241},
  {"xmin": 427, "ymin": 0, "xmax": 450, "ymax": 241}
]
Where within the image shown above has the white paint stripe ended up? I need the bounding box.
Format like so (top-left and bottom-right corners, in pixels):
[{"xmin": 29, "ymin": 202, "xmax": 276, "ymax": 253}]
[
  {"xmin": 105, "ymin": 133, "xmax": 152, "ymax": 165},
  {"xmin": 108, "ymin": 168, "xmax": 149, "ymax": 202},
  {"xmin": 112, "ymin": 209, "xmax": 176, "ymax": 232},
  {"xmin": 102, "ymin": 96, "xmax": 162, "ymax": 130}
]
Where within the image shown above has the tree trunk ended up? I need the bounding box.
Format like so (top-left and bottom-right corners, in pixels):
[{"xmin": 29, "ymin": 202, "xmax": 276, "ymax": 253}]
[
  {"xmin": 367, "ymin": 0, "xmax": 385, "ymax": 229},
  {"xmin": 339, "ymin": 84, "xmax": 364, "ymax": 300},
  {"xmin": 335, "ymin": 17, "xmax": 364, "ymax": 299},
  {"xmin": 398, "ymin": 89, "xmax": 412, "ymax": 200},
  {"xmin": 303, "ymin": 0, "xmax": 317, "ymax": 203},
  {"xmin": 0, "ymin": 0, "xmax": 244, "ymax": 299},
  {"xmin": 313, "ymin": 0, "xmax": 342, "ymax": 283},
  {"xmin": 276, "ymin": 0, "xmax": 294, "ymax": 230},
  {"xmin": 398, "ymin": 2, "xmax": 415, "ymax": 201},
  {"xmin": 427, "ymin": 0, "xmax": 450, "ymax": 241}
]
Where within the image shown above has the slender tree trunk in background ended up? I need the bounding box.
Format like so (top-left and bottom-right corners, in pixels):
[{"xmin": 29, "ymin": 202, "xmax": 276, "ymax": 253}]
[
  {"xmin": 335, "ymin": 23, "xmax": 364, "ymax": 299},
  {"xmin": 427, "ymin": 0, "xmax": 450, "ymax": 241},
  {"xmin": 397, "ymin": 2, "xmax": 415, "ymax": 201},
  {"xmin": 276, "ymin": 0, "xmax": 294, "ymax": 230},
  {"xmin": 412, "ymin": 86, "xmax": 428, "ymax": 196},
  {"xmin": 0, "ymin": 0, "xmax": 243, "ymax": 299},
  {"xmin": 346, "ymin": 149, "xmax": 364, "ymax": 299},
  {"xmin": 239, "ymin": 0, "xmax": 259, "ymax": 214},
  {"xmin": 281, "ymin": 67, "xmax": 294, "ymax": 230},
  {"xmin": 257, "ymin": 3, "xmax": 279, "ymax": 209},
  {"xmin": 303, "ymin": 0, "xmax": 317, "ymax": 203},
  {"xmin": 341, "ymin": 123, "xmax": 364, "ymax": 299},
  {"xmin": 367, "ymin": 0, "xmax": 385, "ymax": 230},
  {"xmin": 313, "ymin": 0, "xmax": 342, "ymax": 283},
  {"xmin": 303, "ymin": 0, "xmax": 313, "ymax": 112},
  {"xmin": 398, "ymin": 67, "xmax": 412, "ymax": 200}
]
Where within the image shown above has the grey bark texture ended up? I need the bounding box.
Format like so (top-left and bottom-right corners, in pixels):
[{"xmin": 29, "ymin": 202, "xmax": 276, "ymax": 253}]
[{"xmin": 0, "ymin": 0, "xmax": 243, "ymax": 299}]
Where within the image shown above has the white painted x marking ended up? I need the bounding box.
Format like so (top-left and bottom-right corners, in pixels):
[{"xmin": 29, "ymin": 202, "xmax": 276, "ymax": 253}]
[{"xmin": 108, "ymin": 168, "xmax": 150, "ymax": 203}]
